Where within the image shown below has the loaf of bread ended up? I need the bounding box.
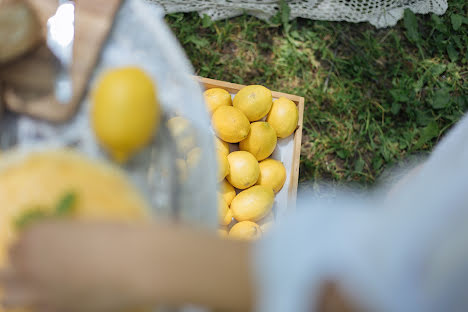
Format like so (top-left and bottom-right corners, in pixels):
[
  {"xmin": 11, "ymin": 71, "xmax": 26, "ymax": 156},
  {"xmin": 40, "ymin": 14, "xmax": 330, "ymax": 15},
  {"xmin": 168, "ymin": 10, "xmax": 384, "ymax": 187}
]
[{"xmin": 0, "ymin": 0, "xmax": 42, "ymax": 64}]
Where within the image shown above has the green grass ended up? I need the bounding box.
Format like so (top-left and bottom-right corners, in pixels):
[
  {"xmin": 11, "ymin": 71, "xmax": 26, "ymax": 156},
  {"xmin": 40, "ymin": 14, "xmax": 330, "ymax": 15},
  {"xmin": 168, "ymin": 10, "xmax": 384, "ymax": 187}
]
[{"xmin": 166, "ymin": 2, "xmax": 467, "ymax": 185}]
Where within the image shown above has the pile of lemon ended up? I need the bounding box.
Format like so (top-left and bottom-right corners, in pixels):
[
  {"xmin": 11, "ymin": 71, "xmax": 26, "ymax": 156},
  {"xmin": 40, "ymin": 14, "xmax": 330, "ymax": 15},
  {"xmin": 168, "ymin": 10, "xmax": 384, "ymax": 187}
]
[
  {"xmin": 91, "ymin": 67, "xmax": 298, "ymax": 241},
  {"xmin": 205, "ymin": 85, "xmax": 299, "ymax": 240}
]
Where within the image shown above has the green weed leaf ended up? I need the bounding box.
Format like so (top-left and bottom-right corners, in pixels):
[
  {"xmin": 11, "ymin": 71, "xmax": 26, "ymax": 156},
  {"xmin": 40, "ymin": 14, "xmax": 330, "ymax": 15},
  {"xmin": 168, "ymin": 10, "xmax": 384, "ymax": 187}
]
[
  {"xmin": 336, "ymin": 150, "xmax": 347, "ymax": 159},
  {"xmin": 279, "ymin": 0, "xmax": 291, "ymax": 34},
  {"xmin": 447, "ymin": 43, "xmax": 459, "ymax": 61},
  {"xmin": 391, "ymin": 102, "xmax": 401, "ymax": 115},
  {"xmin": 431, "ymin": 89, "xmax": 450, "ymax": 109},
  {"xmin": 404, "ymin": 9, "xmax": 420, "ymax": 43},
  {"xmin": 451, "ymin": 14, "xmax": 463, "ymax": 31},
  {"xmin": 430, "ymin": 64, "xmax": 446, "ymax": 77},
  {"xmin": 186, "ymin": 35, "xmax": 209, "ymax": 48},
  {"xmin": 354, "ymin": 158, "xmax": 365, "ymax": 173},
  {"xmin": 201, "ymin": 14, "xmax": 213, "ymax": 28},
  {"xmin": 390, "ymin": 89, "xmax": 409, "ymax": 102},
  {"xmin": 415, "ymin": 121, "xmax": 439, "ymax": 149},
  {"xmin": 431, "ymin": 14, "xmax": 442, "ymax": 25}
]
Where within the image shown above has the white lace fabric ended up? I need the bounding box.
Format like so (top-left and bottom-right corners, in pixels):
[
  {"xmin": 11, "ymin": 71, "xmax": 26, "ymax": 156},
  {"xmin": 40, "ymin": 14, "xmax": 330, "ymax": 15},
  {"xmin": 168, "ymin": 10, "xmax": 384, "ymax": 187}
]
[{"xmin": 149, "ymin": 0, "xmax": 447, "ymax": 28}]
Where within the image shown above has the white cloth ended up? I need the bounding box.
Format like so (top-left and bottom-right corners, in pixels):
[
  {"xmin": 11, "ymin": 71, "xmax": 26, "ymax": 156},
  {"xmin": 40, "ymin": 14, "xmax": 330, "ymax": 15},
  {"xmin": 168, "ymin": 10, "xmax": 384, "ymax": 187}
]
[
  {"xmin": 148, "ymin": 0, "xmax": 448, "ymax": 28},
  {"xmin": 255, "ymin": 113, "xmax": 468, "ymax": 312}
]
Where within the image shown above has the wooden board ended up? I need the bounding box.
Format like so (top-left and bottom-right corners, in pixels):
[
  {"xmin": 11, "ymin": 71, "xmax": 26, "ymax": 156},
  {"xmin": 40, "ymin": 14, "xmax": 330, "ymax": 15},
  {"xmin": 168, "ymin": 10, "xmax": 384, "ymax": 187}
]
[
  {"xmin": 0, "ymin": 0, "xmax": 122, "ymax": 122},
  {"xmin": 196, "ymin": 76, "xmax": 304, "ymax": 210}
]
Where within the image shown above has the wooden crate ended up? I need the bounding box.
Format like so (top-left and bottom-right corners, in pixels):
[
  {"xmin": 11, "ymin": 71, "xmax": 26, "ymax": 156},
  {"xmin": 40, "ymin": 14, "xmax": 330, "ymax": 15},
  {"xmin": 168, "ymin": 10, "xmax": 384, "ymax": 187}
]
[{"xmin": 196, "ymin": 76, "xmax": 304, "ymax": 213}]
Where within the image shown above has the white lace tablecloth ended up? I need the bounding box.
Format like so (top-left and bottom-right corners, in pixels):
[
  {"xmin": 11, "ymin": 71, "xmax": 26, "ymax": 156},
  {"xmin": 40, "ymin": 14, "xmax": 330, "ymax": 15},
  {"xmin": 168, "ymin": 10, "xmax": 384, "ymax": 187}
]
[{"xmin": 149, "ymin": 0, "xmax": 447, "ymax": 28}]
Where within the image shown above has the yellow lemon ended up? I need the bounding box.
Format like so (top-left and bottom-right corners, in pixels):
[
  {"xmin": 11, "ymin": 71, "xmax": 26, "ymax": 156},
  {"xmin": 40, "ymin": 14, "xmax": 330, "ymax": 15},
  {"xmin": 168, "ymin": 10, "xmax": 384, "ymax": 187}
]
[
  {"xmin": 187, "ymin": 147, "xmax": 202, "ymax": 169},
  {"xmin": 204, "ymin": 88, "xmax": 232, "ymax": 115},
  {"xmin": 266, "ymin": 97, "xmax": 299, "ymax": 138},
  {"xmin": 239, "ymin": 121, "xmax": 277, "ymax": 161},
  {"xmin": 223, "ymin": 209, "xmax": 233, "ymax": 225},
  {"xmin": 231, "ymin": 185, "xmax": 274, "ymax": 222},
  {"xmin": 219, "ymin": 179, "xmax": 236, "ymax": 206},
  {"xmin": 167, "ymin": 116, "xmax": 196, "ymax": 155},
  {"xmin": 257, "ymin": 158, "xmax": 287, "ymax": 193},
  {"xmin": 212, "ymin": 106, "xmax": 250, "ymax": 143},
  {"xmin": 233, "ymin": 85, "xmax": 272, "ymax": 121},
  {"xmin": 229, "ymin": 221, "xmax": 262, "ymax": 240},
  {"xmin": 92, "ymin": 67, "xmax": 160, "ymax": 163},
  {"xmin": 218, "ymin": 195, "xmax": 232, "ymax": 226},
  {"xmin": 217, "ymin": 149, "xmax": 230, "ymax": 182},
  {"xmin": 226, "ymin": 151, "xmax": 259, "ymax": 189},
  {"xmin": 214, "ymin": 137, "xmax": 230, "ymax": 156},
  {"xmin": 218, "ymin": 228, "xmax": 229, "ymax": 238}
]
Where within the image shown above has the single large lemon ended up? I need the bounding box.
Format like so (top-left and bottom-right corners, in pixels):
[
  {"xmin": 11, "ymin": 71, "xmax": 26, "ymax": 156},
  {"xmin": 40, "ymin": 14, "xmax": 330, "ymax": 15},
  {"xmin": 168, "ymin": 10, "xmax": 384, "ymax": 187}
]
[
  {"xmin": 233, "ymin": 85, "xmax": 272, "ymax": 121},
  {"xmin": 219, "ymin": 179, "xmax": 236, "ymax": 206},
  {"xmin": 0, "ymin": 149, "xmax": 150, "ymax": 270},
  {"xmin": 92, "ymin": 67, "xmax": 160, "ymax": 163},
  {"xmin": 266, "ymin": 97, "xmax": 298, "ymax": 138},
  {"xmin": 217, "ymin": 149, "xmax": 230, "ymax": 182},
  {"xmin": 229, "ymin": 221, "xmax": 262, "ymax": 240},
  {"xmin": 231, "ymin": 185, "xmax": 274, "ymax": 222},
  {"xmin": 212, "ymin": 106, "xmax": 250, "ymax": 143},
  {"xmin": 167, "ymin": 116, "xmax": 197, "ymax": 155},
  {"xmin": 239, "ymin": 121, "xmax": 277, "ymax": 161},
  {"xmin": 226, "ymin": 151, "xmax": 259, "ymax": 189},
  {"xmin": 214, "ymin": 137, "xmax": 230, "ymax": 156},
  {"xmin": 204, "ymin": 88, "xmax": 232, "ymax": 115},
  {"xmin": 257, "ymin": 158, "xmax": 287, "ymax": 193}
]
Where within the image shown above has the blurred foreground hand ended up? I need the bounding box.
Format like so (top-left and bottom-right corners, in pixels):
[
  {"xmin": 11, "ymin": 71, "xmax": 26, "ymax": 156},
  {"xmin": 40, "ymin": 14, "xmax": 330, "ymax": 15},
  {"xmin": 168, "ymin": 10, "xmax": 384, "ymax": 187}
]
[
  {"xmin": 2, "ymin": 222, "xmax": 160, "ymax": 312},
  {"xmin": 1, "ymin": 221, "xmax": 253, "ymax": 312}
]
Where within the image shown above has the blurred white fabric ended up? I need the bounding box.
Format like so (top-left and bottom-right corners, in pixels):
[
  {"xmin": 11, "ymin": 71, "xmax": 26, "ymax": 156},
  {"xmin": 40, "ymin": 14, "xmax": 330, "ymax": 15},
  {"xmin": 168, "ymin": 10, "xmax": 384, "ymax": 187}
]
[
  {"xmin": 255, "ymin": 113, "xmax": 468, "ymax": 312},
  {"xmin": 148, "ymin": 0, "xmax": 447, "ymax": 28}
]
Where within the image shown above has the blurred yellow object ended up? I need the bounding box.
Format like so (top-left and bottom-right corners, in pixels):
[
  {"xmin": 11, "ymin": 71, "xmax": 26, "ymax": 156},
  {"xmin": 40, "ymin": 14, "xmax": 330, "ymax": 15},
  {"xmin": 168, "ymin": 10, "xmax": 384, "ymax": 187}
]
[
  {"xmin": 266, "ymin": 97, "xmax": 298, "ymax": 138},
  {"xmin": 223, "ymin": 209, "xmax": 233, "ymax": 226},
  {"xmin": 233, "ymin": 85, "xmax": 272, "ymax": 121},
  {"xmin": 218, "ymin": 228, "xmax": 229, "ymax": 238},
  {"xmin": 219, "ymin": 179, "xmax": 236, "ymax": 206},
  {"xmin": 0, "ymin": 149, "xmax": 149, "ymax": 271},
  {"xmin": 204, "ymin": 88, "xmax": 232, "ymax": 115},
  {"xmin": 214, "ymin": 137, "xmax": 230, "ymax": 156},
  {"xmin": 239, "ymin": 121, "xmax": 277, "ymax": 161},
  {"xmin": 229, "ymin": 221, "xmax": 262, "ymax": 240},
  {"xmin": 92, "ymin": 67, "xmax": 160, "ymax": 163},
  {"xmin": 217, "ymin": 149, "xmax": 230, "ymax": 182},
  {"xmin": 231, "ymin": 185, "xmax": 274, "ymax": 222},
  {"xmin": 226, "ymin": 151, "xmax": 259, "ymax": 190},
  {"xmin": 187, "ymin": 147, "xmax": 202, "ymax": 169},
  {"xmin": 257, "ymin": 159, "xmax": 287, "ymax": 193},
  {"xmin": 212, "ymin": 106, "xmax": 250, "ymax": 143},
  {"xmin": 218, "ymin": 195, "xmax": 232, "ymax": 226},
  {"xmin": 167, "ymin": 116, "xmax": 197, "ymax": 155}
]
